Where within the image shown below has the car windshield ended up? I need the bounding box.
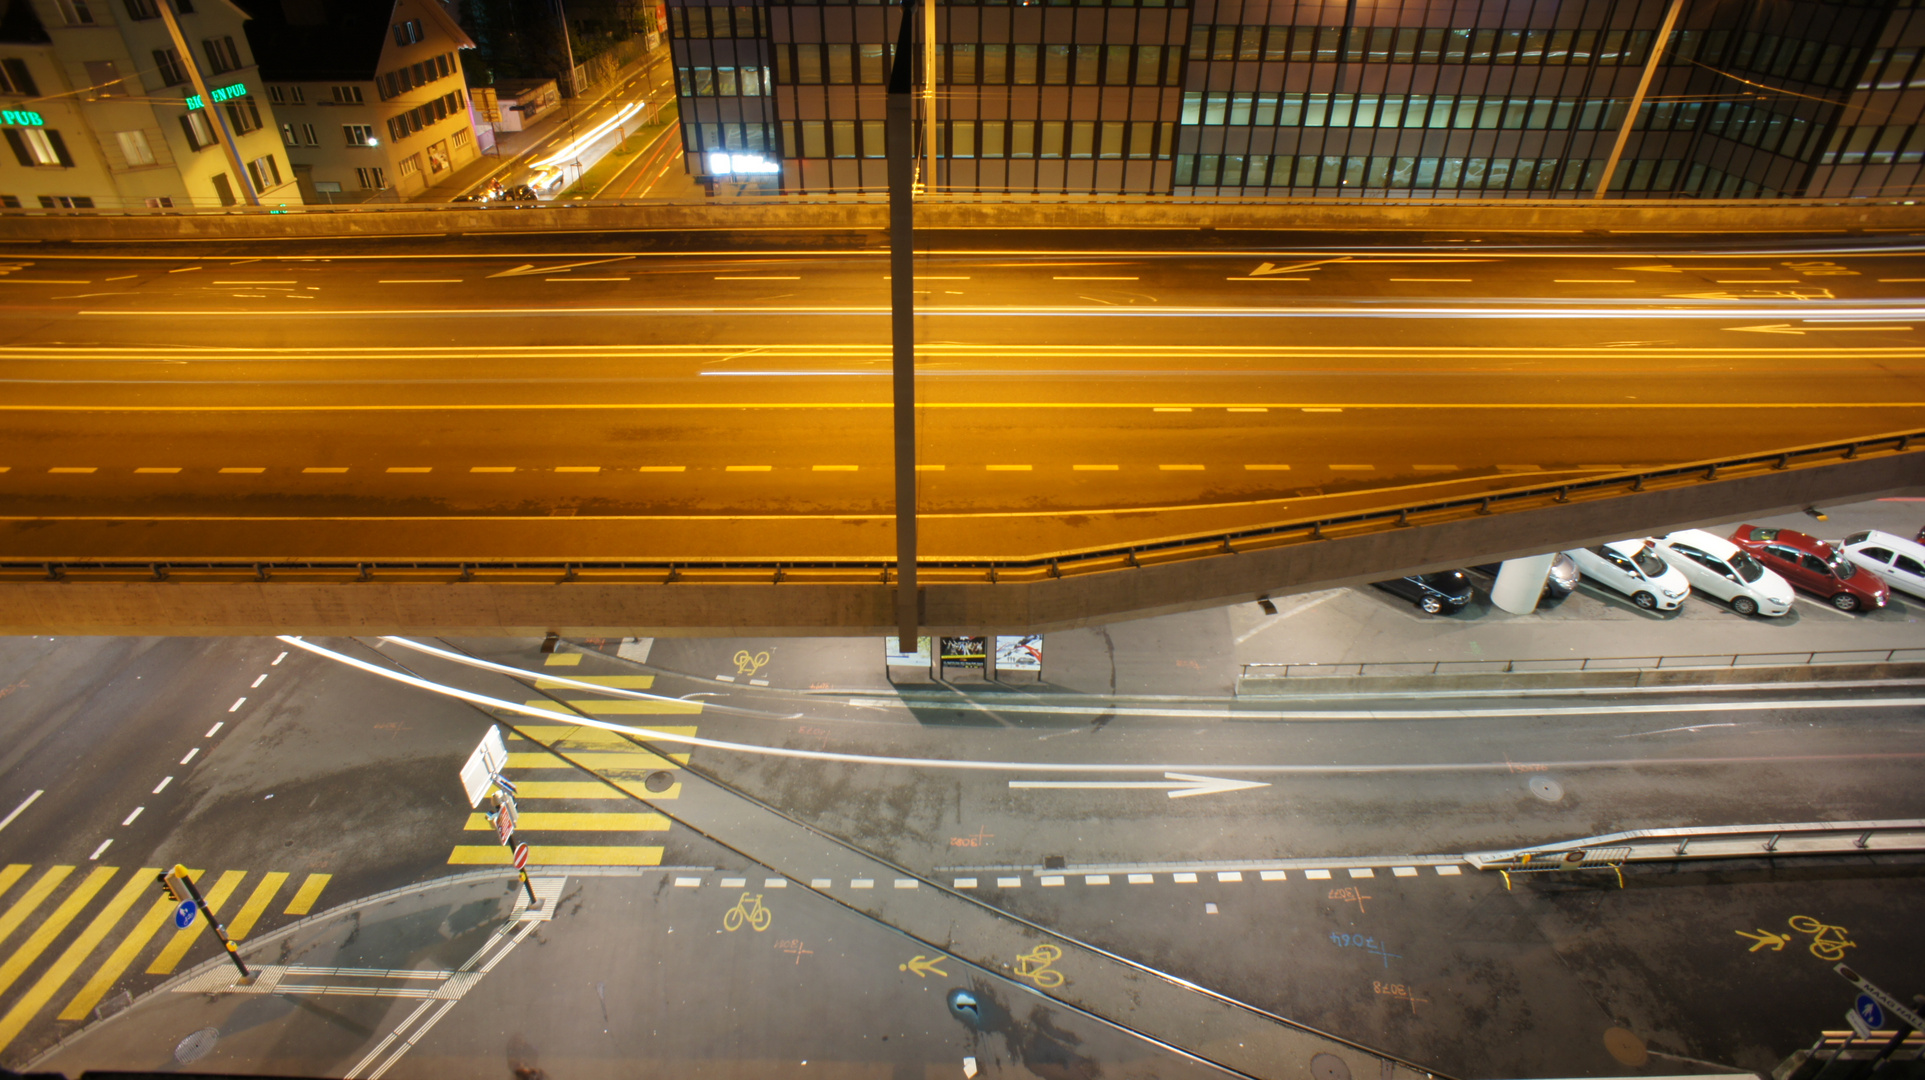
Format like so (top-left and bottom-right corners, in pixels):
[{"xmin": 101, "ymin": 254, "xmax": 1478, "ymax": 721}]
[
  {"xmin": 1729, "ymin": 551, "xmax": 1765, "ymax": 584},
  {"xmin": 1844, "ymin": 531, "xmax": 1870, "ymax": 546},
  {"xmin": 1632, "ymin": 550, "xmax": 1668, "ymax": 577},
  {"xmin": 1829, "ymin": 553, "xmax": 1858, "ymax": 579}
]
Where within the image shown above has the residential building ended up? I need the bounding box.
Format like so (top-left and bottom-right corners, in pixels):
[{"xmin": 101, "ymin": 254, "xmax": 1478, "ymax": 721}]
[
  {"xmin": 0, "ymin": 0, "xmax": 300, "ymax": 209},
  {"xmin": 240, "ymin": 0, "xmax": 480, "ymax": 201},
  {"xmin": 663, "ymin": 0, "xmax": 1925, "ymax": 198}
]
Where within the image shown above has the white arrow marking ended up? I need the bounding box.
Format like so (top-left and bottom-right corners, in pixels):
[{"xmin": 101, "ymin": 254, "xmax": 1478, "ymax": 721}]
[
  {"xmin": 488, "ymin": 257, "xmax": 634, "ymax": 279},
  {"xmin": 1248, "ymin": 257, "xmax": 1497, "ymax": 277},
  {"xmin": 1619, "ymin": 264, "xmax": 1774, "ymax": 273},
  {"xmin": 1725, "ymin": 323, "xmax": 1913, "ymax": 335},
  {"xmin": 1252, "ymin": 259, "xmax": 1338, "ymax": 275},
  {"xmin": 1008, "ymin": 772, "xmax": 1271, "ymax": 798}
]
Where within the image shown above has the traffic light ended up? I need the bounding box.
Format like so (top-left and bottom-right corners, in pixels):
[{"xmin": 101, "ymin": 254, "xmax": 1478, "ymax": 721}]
[{"xmin": 158, "ymin": 866, "xmax": 190, "ymax": 903}]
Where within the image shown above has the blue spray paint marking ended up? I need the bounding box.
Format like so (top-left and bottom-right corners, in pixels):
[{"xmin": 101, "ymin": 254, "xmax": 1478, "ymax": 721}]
[{"xmin": 1329, "ymin": 932, "xmax": 1401, "ymax": 967}]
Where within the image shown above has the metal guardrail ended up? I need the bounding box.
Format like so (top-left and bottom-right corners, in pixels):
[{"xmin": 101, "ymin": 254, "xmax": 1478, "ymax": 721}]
[
  {"xmin": 1465, "ymin": 819, "xmax": 1925, "ymax": 873},
  {"xmin": 0, "ymin": 192, "xmax": 1920, "ymax": 216},
  {"xmin": 2, "ymin": 427, "xmax": 1918, "ymax": 587},
  {"xmin": 1242, "ymin": 649, "xmax": 1925, "ymax": 680}
]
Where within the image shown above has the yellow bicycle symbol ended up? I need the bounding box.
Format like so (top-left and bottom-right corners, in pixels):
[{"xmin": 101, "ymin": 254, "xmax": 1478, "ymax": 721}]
[
  {"xmin": 733, "ymin": 650, "xmax": 771, "ymax": 677},
  {"xmin": 1013, "ymin": 943, "xmax": 1065, "ymax": 988},
  {"xmin": 722, "ymin": 893, "xmax": 773, "ymax": 933},
  {"xmin": 1788, "ymin": 915, "xmax": 1855, "ymax": 960}
]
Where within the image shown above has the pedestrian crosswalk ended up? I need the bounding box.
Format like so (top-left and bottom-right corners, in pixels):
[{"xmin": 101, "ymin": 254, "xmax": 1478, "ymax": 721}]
[
  {"xmin": 446, "ymin": 658, "xmax": 699, "ymax": 869},
  {"xmin": 0, "ymin": 864, "xmax": 330, "ymax": 1057}
]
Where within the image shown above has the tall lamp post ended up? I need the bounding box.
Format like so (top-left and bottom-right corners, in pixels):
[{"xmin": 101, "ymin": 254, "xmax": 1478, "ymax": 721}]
[{"xmin": 556, "ymin": 0, "xmax": 579, "ymax": 135}]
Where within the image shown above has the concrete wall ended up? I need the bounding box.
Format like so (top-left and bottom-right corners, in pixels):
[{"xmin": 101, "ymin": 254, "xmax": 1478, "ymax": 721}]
[
  {"xmin": 2, "ymin": 448, "xmax": 1916, "ymax": 637},
  {"xmin": 1, "ymin": 197, "xmax": 1921, "ymax": 241}
]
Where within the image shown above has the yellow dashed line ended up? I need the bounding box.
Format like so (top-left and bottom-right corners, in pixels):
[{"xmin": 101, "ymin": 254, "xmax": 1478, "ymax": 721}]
[
  {"xmin": 555, "ymin": 466, "xmax": 601, "ymax": 473},
  {"xmin": 302, "ymin": 467, "xmax": 348, "ymax": 473},
  {"xmin": 219, "ymin": 467, "xmax": 264, "ymax": 474},
  {"xmin": 471, "ymin": 466, "xmax": 515, "ymax": 473},
  {"xmin": 134, "ymin": 467, "xmax": 181, "ymax": 474},
  {"xmin": 915, "ymin": 464, "xmax": 945, "ymax": 471},
  {"xmin": 543, "ymin": 653, "xmax": 583, "ymax": 667},
  {"xmin": 812, "ymin": 465, "xmax": 858, "ymax": 471},
  {"xmin": 1159, "ymin": 464, "xmax": 1205, "ymax": 471},
  {"xmin": 1329, "ymin": 464, "xmax": 1376, "ymax": 471},
  {"xmin": 386, "ymin": 467, "xmax": 432, "ymax": 473},
  {"xmin": 1244, "ymin": 464, "xmax": 1291, "ymax": 471},
  {"xmin": 1302, "ymin": 408, "xmax": 1343, "ymax": 413},
  {"xmin": 1153, "ymin": 407, "xmax": 1192, "ymax": 413},
  {"xmin": 985, "ymin": 465, "xmax": 1031, "ymax": 472},
  {"xmin": 1072, "ymin": 465, "xmax": 1118, "ymax": 471},
  {"xmin": 726, "ymin": 465, "xmax": 772, "ymax": 472},
  {"xmin": 48, "ymin": 467, "xmax": 96, "ymax": 474},
  {"xmin": 1227, "ymin": 407, "xmax": 1269, "ymax": 412},
  {"xmin": 636, "ymin": 465, "xmax": 686, "ymax": 472}
]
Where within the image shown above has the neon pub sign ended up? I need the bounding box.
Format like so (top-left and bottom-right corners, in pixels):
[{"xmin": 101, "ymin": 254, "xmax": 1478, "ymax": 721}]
[
  {"xmin": 1, "ymin": 109, "xmax": 44, "ymax": 127},
  {"xmin": 184, "ymin": 82, "xmax": 247, "ymax": 110}
]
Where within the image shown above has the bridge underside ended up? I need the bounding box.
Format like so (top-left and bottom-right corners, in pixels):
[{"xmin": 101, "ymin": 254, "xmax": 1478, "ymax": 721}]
[{"xmin": 2, "ymin": 439, "xmax": 1915, "ymax": 637}]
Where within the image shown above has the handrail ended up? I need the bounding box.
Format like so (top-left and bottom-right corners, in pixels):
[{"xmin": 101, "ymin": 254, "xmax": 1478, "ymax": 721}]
[
  {"xmin": 1465, "ymin": 819, "xmax": 1925, "ymax": 870},
  {"xmin": 1242, "ymin": 649, "xmax": 1925, "ymax": 679},
  {"xmin": 4, "ymin": 427, "xmax": 1918, "ymax": 585}
]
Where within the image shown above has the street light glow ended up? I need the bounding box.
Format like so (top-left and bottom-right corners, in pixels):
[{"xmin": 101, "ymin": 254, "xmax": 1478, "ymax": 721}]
[{"xmin": 530, "ymin": 101, "xmax": 646, "ymax": 170}]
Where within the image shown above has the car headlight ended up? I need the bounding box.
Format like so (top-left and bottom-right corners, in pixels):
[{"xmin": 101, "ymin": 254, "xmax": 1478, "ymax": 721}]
[{"xmin": 1662, "ymin": 587, "xmax": 1685, "ymax": 599}]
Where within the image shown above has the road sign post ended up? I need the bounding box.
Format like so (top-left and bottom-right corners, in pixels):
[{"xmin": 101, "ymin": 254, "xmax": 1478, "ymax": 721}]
[
  {"xmin": 164, "ymin": 863, "xmax": 248, "ymax": 977},
  {"xmin": 1836, "ymin": 965, "xmax": 1925, "ymax": 1070},
  {"xmin": 512, "ymin": 842, "xmax": 537, "ymax": 905}
]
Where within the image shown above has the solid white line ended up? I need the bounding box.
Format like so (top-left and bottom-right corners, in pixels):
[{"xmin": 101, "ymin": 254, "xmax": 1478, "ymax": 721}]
[
  {"xmin": 89, "ymin": 839, "xmax": 112, "ymax": 860},
  {"xmin": 206, "ymin": 722, "xmax": 223, "ymax": 737},
  {"xmin": 122, "ymin": 806, "xmax": 143, "ymax": 826},
  {"xmin": 153, "ymin": 776, "xmax": 173, "ymax": 794},
  {"xmin": 284, "ymin": 636, "xmax": 1925, "ymax": 778},
  {"xmin": 0, "ymin": 790, "xmax": 42, "ymax": 833}
]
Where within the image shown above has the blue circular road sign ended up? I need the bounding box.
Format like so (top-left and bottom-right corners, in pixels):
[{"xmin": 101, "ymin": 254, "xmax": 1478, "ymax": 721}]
[
  {"xmin": 173, "ymin": 900, "xmax": 198, "ymax": 929},
  {"xmin": 1855, "ymin": 994, "xmax": 1885, "ymax": 1029}
]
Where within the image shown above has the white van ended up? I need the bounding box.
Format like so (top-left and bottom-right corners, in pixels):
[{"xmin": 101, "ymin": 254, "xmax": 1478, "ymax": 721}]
[
  {"xmin": 1838, "ymin": 530, "xmax": 1925, "ymax": 601},
  {"xmin": 1654, "ymin": 529, "xmax": 1793, "ymax": 617}
]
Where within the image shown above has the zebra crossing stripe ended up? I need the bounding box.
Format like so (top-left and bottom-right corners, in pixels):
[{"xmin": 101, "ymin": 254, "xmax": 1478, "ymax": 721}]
[
  {"xmin": 0, "ymin": 870, "xmax": 155, "ymax": 1052},
  {"xmin": 0, "ymin": 867, "xmax": 116, "ymax": 1000},
  {"xmin": 284, "ymin": 873, "xmax": 332, "ymax": 916},
  {"xmin": 57, "ymin": 889, "xmax": 181, "ymax": 1021},
  {"xmin": 0, "ymin": 866, "xmax": 74, "ymax": 955},
  {"xmin": 228, "ymin": 872, "xmax": 289, "ymax": 940}
]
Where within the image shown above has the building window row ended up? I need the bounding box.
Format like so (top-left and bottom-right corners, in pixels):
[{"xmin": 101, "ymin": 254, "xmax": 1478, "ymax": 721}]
[
  {"xmin": 244, "ymin": 152, "xmax": 281, "ymax": 191},
  {"xmin": 39, "ymin": 194, "xmax": 95, "ymax": 207},
  {"xmin": 344, "ymin": 123, "xmax": 377, "ymax": 145},
  {"xmin": 268, "ymin": 84, "xmax": 307, "ymax": 104},
  {"xmin": 179, "ymin": 108, "xmax": 216, "ymax": 149},
  {"xmin": 1821, "ymin": 122, "xmax": 1925, "ymax": 166},
  {"xmin": 1188, "ymin": 24, "xmax": 1662, "ymax": 68},
  {"xmin": 685, "ymin": 120, "xmax": 773, "ymax": 155},
  {"xmin": 385, "ymin": 89, "xmax": 465, "ymax": 141},
  {"xmin": 1857, "ymin": 45, "xmax": 1925, "ymax": 89},
  {"xmin": 776, "ymin": 116, "xmax": 1175, "ymax": 159},
  {"xmin": 1698, "ymin": 99, "xmax": 1819, "ymax": 161},
  {"xmin": 678, "ymin": 65, "xmax": 771, "ymax": 96},
  {"xmin": 1, "ymin": 57, "xmax": 37, "ymax": 95},
  {"xmin": 357, "ymin": 165, "xmax": 387, "ymax": 188},
  {"xmin": 765, "ymin": 0, "xmax": 1187, "ymax": 8},
  {"xmin": 151, "ymin": 48, "xmax": 187, "ymax": 86},
  {"xmin": 4, "ymin": 126, "xmax": 73, "ymax": 166},
  {"xmin": 1174, "ymin": 150, "xmax": 1777, "ymax": 196},
  {"xmin": 333, "ymin": 85, "xmax": 364, "ymax": 104},
  {"xmin": 223, "ymin": 96, "xmax": 263, "ymax": 135},
  {"xmin": 281, "ymin": 120, "xmax": 319, "ymax": 145},
  {"xmin": 393, "ymin": 17, "xmax": 424, "ymax": 45},
  {"xmin": 1180, "ymin": 91, "xmax": 1634, "ymax": 132},
  {"xmin": 944, "ymin": 42, "xmax": 1183, "ymax": 86},
  {"xmin": 671, "ymin": 5, "xmax": 767, "ymax": 39},
  {"xmin": 378, "ymin": 52, "xmax": 456, "ymax": 100},
  {"xmin": 201, "ymin": 35, "xmax": 243, "ymax": 75},
  {"xmin": 772, "ymin": 42, "xmax": 892, "ymax": 84}
]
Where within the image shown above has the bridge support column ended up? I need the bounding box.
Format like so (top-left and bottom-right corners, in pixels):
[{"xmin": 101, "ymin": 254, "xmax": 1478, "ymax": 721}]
[{"xmin": 1491, "ymin": 555, "xmax": 1556, "ymax": 615}]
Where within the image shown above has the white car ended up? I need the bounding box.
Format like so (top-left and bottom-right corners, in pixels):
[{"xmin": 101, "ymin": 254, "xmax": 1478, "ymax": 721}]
[
  {"xmin": 1564, "ymin": 540, "xmax": 1691, "ymax": 611},
  {"xmin": 1654, "ymin": 529, "xmax": 1794, "ymax": 617},
  {"xmin": 1838, "ymin": 530, "xmax": 1925, "ymax": 601}
]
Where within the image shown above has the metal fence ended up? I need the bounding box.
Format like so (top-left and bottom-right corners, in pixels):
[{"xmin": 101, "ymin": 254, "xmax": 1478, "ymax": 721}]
[{"xmin": 1242, "ymin": 648, "xmax": 1925, "ymax": 679}]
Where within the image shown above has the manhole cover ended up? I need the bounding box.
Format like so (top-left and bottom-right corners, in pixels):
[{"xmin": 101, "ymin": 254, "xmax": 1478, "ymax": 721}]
[
  {"xmin": 1310, "ymin": 1053, "xmax": 1352, "ymax": 1080},
  {"xmin": 175, "ymin": 1027, "xmax": 219, "ymax": 1064},
  {"xmin": 1603, "ymin": 1026, "xmax": 1649, "ymax": 1066},
  {"xmin": 1529, "ymin": 776, "xmax": 1564, "ymax": 802},
  {"xmin": 644, "ymin": 771, "xmax": 675, "ymax": 793}
]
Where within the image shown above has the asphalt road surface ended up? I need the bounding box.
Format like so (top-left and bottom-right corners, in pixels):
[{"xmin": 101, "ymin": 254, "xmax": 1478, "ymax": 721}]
[{"xmin": 1, "ymin": 234, "xmax": 1921, "ymax": 561}]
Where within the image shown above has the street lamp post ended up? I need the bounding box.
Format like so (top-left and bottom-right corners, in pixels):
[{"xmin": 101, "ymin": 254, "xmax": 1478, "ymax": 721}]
[
  {"xmin": 1594, "ymin": 0, "xmax": 1684, "ymax": 198},
  {"xmin": 556, "ymin": 0, "xmax": 580, "ymax": 135},
  {"xmin": 886, "ymin": 2, "xmax": 920, "ymax": 652}
]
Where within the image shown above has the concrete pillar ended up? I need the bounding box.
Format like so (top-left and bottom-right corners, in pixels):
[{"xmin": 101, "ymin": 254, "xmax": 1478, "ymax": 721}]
[
  {"xmin": 983, "ymin": 636, "xmax": 997, "ymax": 682},
  {"xmin": 1490, "ymin": 555, "xmax": 1556, "ymax": 615}
]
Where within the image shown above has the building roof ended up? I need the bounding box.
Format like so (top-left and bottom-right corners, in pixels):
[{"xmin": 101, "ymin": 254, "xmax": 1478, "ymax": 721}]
[
  {"xmin": 239, "ymin": 0, "xmax": 471, "ymax": 83},
  {"xmin": 0, "ymin": 0, "xmax": 52, "ymax": 45}
]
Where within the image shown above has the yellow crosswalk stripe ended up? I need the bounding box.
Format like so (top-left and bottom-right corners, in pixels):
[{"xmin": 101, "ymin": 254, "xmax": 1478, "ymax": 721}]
[
  {"xmin": 463, "ymin": 812, "xmax": 669, "ymax": 832},
  {"xmin": 59, "ymin": 869, "xmax": 200, "ymax": 1021},
  {"xmin": 0, "ymin": 866, "xmax": 74, "ymax": 954},
  {"xmin": 447, "ymin": 846, "xmax": 662, "ymax": 866},
  {"xmin": 0, "ymin": 866, "xmax": 29, "ymax": 903},
  {"xmin": 0, "ymin": 866, "xmax": 116, "ymax": 999},
  {"xmin": 542, "ymin": 653, "xmax": 582, "ymax": 666},
  {"xmin": 534, "ymin": 675, "xmax": 654, "ymax": 689},
  {"xmin": 506, "ymin": 750, "xmax": 690, "ymax": 771},
  {"xmin": 0, "ymin": 869, "xmax": 155, "ymax": 1053},
  {"xmin": 146, "ymin": 869, "xmax": 244, "ymax": 975},
  {"xmin": 226, "ymin": 872, "xmax": 288, "ymax": 940},
  {"xmin": 521, "ymin": 698, "xmax": 702, "ymax": 715},
  {"xmin": 512, "ymin": 780, "xmax": 681, "ymax": 800},
  {"xmin": 284, "ymin": 873, "xmax": 331, "ymax": 916}
]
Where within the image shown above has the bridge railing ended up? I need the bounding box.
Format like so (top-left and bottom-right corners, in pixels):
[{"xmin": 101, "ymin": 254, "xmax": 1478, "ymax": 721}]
[
  {"xmin": 1465, "ymin": 820, "xmax": 1925, "ymax": 871},
  {"xmin": 1242, "ymin": 649, "xmax": 1925, "ymax": 680}
]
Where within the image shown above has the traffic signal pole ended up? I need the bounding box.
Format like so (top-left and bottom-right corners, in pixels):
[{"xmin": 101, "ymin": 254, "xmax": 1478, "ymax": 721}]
[{"xmin": 159, "ymin": 865, "xmax": 248, "ymax": 977}]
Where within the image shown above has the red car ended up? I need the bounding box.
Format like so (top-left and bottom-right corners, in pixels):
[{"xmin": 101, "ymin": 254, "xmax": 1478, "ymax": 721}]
[{"xmin": 1729, "ymin": 525, "xmax": 1889, "ymax": 612}]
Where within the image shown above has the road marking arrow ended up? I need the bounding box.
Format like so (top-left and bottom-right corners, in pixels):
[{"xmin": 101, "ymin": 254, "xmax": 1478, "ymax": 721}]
[
  {"xmin": 1248, "ymin": 256, "xmax": 1496, "ymax": 276},
  {"xmin": 1725, "ymin": 323, "xmax": 1913, "ymax": 335},
  {"xmin": 1252, "ymin": 259, "xmax": 1337, "ymax": 275},
  {"xmin": 899, "ymin": 955, "xmax": 948, "ymax": 978},
  {"xmin": 1737, "ymin": 929, "xmax": 1789, "ymax": 952},
  {"xmin": 1666, "ymin": 289, "xmax": 1834, "ymax": 301},
  {"xmin": 1620, "ymin": 264, "xmax": 1774, "ymax": 273},
  {"xmin": 1008, "ymin": 771, "xmax": 1271, "ymax": 799},
  {"xmin": 488, "ymin": 257, "xmax": 634, "ymax": 278}
]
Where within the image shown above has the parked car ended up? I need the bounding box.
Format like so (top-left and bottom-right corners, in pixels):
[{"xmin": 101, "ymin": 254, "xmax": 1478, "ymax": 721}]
[
  {"xmin": 1373, "ymin": 571, "xmax": 1473, "ymax": 614},
  {"xmin": 1729, "ymin": 525, "xmax": 1889, "ymax": 612},
  {"xmin": 1563, "ymin": 540, "xmax": 1691, "ymax": 610},
  {"xmin": 1471, "ymin": 554, "xmax": 1579, "ymax": 599},
  {"xmin": 1653, "ymin": 529, "xmax": 1793, "ymax": 617},
  {"xmin": 1837, "ymin": 530, "xmax": 1925, "ymax": 602}
]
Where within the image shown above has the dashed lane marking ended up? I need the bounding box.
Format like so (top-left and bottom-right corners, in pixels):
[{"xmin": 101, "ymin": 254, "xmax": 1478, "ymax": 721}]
[
  {"xmin": 1245, "ymin": 464, "xmax": 1290, "ymax": 470},
  {"xmin": 133, "ymin": 467, "xmax": 180, "ymax": 474},
  {"xmin": 985, "ymin": 465, "xmax": 1032, "ymax": 471},
  {"xmin": 1159, "ymin": 464, "xmax": 1204, "ymax": 471},
  {"xmin": 386, "ymin": 467, "xmax": 432, "ymax": 474},
  {"xmin": 725, "ymin": 465, "xmax": 772, "ymax": 472},
  {"xmin": 1073, "ymin": 465, "xmax": 1118, "ymax": 471},
  {"xmin": 47, "ymin": 467, "xmax": 95, "ymax": 474},
  {"xmin": 303, "ymin": 467, "xmax": 348, "ymax": 473},
  {"xmin": 218, "ymin": 467, "xmax": 264, "ymax": 474},
  {"xmin": 470, "ymin": 466, "xmax": 515, "ymax": 473},
  {"xmin": 555, "ymin": 466, "xmax": 601, "ymax": 473}
]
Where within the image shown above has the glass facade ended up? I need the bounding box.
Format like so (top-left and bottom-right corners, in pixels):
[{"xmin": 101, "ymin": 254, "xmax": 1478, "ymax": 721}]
[{"xmin": 664, "ymin": 0, "xmax": 1924, "ymax": 197}]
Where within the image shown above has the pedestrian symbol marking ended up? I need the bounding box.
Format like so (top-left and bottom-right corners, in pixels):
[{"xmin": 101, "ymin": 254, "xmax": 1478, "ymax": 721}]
[
  {"xmin": 1855, "ymin": 994, "xmax": 1885, "ymax": 1030},
  {"xmin": 900, "ymin": 955, "xmax": 947, "ymax": 978},
  {"xmin": 1735, "ymin": 929, "xmax": 1788, "ymax": 952}
]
